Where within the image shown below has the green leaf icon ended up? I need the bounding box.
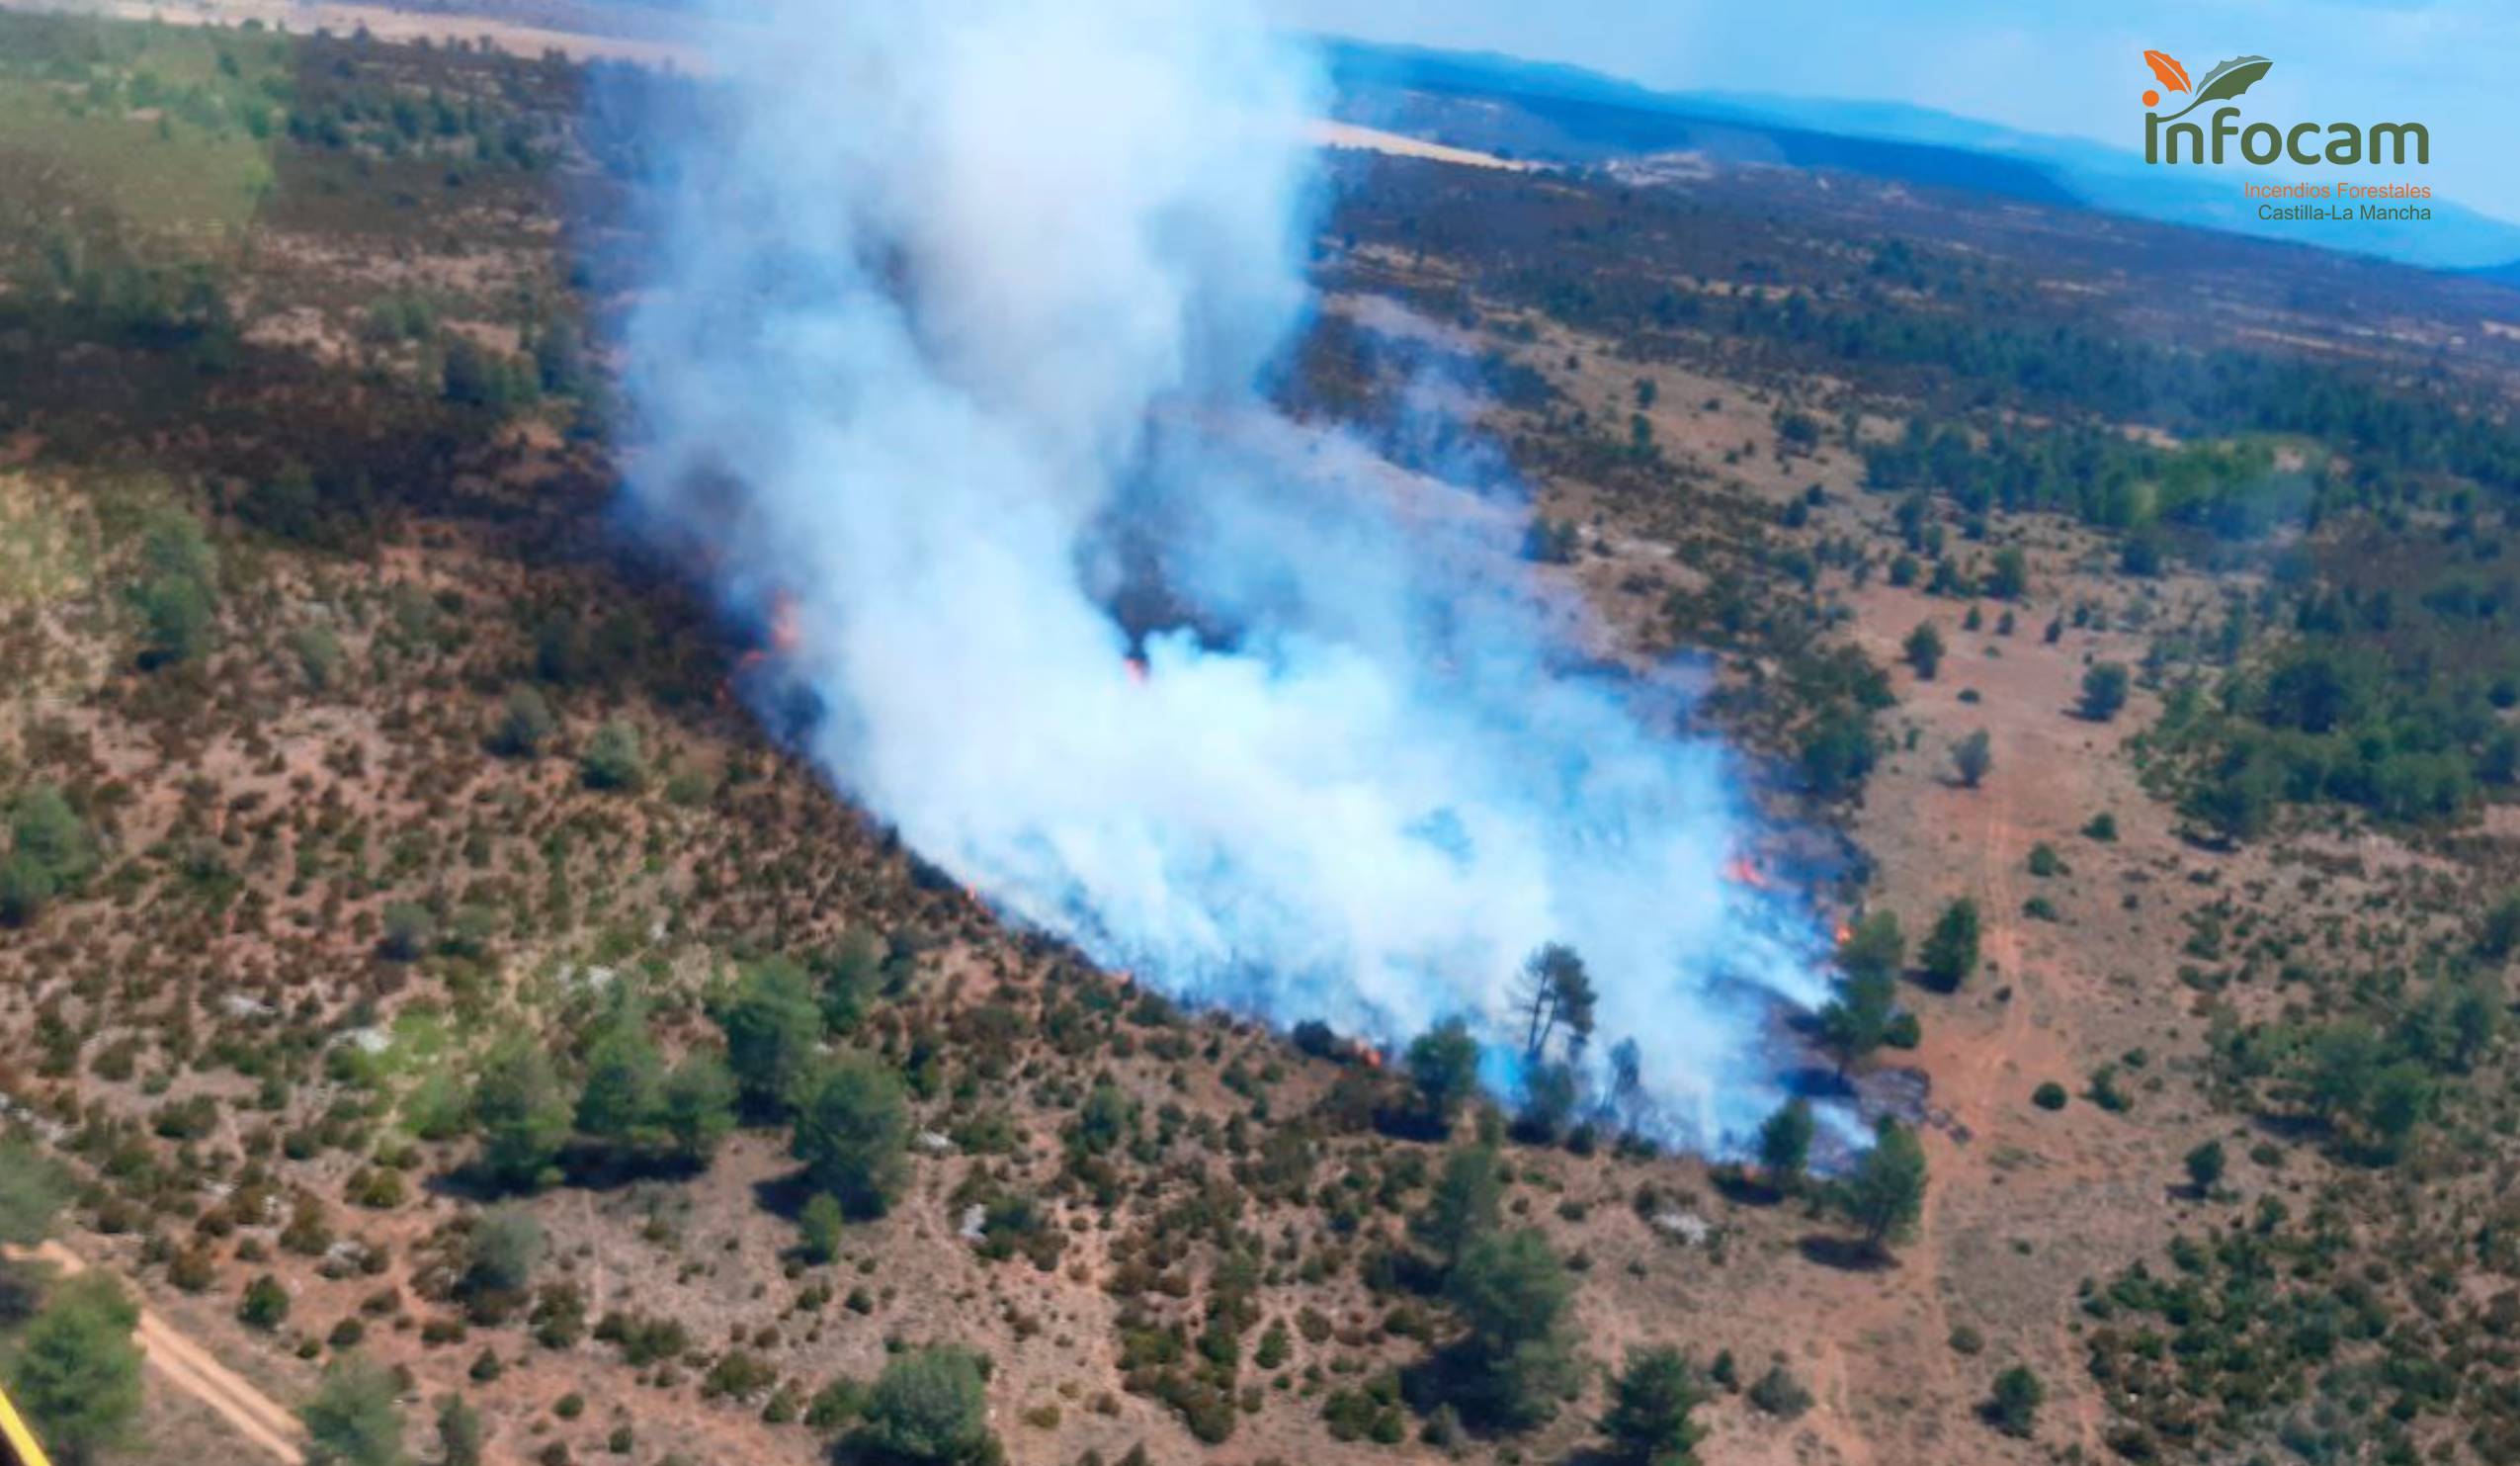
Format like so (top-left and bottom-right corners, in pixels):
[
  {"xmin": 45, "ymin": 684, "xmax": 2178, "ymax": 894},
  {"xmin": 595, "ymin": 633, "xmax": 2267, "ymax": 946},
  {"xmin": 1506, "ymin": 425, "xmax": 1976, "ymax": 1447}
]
[{"xmin": 2159, "ymin": 55, "xmax": 2273, "ymax": 121}]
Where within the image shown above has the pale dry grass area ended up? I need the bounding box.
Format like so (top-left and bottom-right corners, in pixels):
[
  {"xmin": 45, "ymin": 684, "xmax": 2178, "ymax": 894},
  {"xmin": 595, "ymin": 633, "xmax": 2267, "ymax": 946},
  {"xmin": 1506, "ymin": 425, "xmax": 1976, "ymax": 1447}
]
[{"xmin": 1310, "ymin": 122, "xmax": 1534, "ymax": 173}]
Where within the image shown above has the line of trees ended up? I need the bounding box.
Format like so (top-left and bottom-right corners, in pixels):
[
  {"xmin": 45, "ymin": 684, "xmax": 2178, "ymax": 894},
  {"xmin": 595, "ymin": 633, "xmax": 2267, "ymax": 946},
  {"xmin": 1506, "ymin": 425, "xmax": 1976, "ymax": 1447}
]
[{"xmin": 463, "ymin": 938, "xmax": 916, "ymax": 1261}]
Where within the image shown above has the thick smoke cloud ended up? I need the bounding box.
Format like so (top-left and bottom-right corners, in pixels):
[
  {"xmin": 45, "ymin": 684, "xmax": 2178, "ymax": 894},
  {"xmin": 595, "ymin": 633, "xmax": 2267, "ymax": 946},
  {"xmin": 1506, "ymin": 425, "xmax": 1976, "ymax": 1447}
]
[{"xmin": 618, "ymin": 0, "xmax": 1830, "ymax": 1144}]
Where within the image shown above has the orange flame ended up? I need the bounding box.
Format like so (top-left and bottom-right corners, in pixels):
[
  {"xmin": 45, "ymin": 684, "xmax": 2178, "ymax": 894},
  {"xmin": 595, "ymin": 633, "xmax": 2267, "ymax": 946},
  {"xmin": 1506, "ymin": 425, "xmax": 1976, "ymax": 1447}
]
[
  {"xmin": 767, "ymin": 592, "xmax": 803, "ymax": 654},
  {"xmin": 1723, "ymin": 855, "xmax": 1772, "ymax": 890},
  {"xmin": 724, "ymin": 592, "xmax": 802, "ymax": 700},
  {"xmin": 1123, "ymin": 653, "xmax": 1148, "ymax": 685}
]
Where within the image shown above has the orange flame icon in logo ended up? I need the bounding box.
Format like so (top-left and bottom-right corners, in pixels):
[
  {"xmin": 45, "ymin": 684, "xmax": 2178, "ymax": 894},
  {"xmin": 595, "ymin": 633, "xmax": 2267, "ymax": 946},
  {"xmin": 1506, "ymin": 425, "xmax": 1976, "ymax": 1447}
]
[{"xmin": 2140, "ymin": 49, "xmax": 2190, "ymax": 109}]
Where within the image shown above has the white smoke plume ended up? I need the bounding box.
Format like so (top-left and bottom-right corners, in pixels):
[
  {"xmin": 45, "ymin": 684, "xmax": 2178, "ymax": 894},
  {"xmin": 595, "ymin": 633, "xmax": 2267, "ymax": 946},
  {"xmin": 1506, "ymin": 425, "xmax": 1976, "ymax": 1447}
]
[{"xmin": 616, "ymin": 0, "xmax": 1832, "ymax": 1144}]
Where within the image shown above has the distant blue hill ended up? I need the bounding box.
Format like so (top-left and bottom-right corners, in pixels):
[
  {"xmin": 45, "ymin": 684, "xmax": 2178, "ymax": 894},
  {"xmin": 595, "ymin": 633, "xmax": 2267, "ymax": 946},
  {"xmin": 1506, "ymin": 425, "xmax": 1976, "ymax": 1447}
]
[{"xmin": 1317, "ymin": 39, "xmax": 2520, "ymax": 277}]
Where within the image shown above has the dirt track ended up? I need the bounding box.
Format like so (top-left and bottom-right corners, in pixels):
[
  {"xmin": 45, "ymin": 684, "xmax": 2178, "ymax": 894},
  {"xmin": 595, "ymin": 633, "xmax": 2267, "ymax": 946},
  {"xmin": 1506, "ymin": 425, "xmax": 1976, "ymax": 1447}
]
[{"xmin": 24, "ymin": 1242, "xmax": 307, "ymax": 1466}]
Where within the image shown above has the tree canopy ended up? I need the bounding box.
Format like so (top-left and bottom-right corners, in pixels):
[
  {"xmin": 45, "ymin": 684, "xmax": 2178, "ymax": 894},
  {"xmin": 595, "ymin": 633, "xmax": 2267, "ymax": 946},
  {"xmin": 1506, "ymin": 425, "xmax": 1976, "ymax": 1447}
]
[
  {"xmin": 1412, "ymin": 1146, "xmax": 1502, "ymax": 1268},
  {"xmin": 856, "ymin": 1346, "xmax": 995, "ymax": 1464},
  {"xmin": 1600, "ymin": 1345, "xmax": 1706, "ymax": 1465},
  {"xmin": 300, "ymin": 1355, "xmax": 407, "ymax": 1466},
  {"xmin": 472, "ymin": 1033, "xmax": 570, "ymax": 1191},
  {"xmin": 1443, "ymin": 1227, "xmax": 1580, "ymax": 1428},
  {"xmin": 1919, "ymin": 898, "xmax": 1981, "ymax": 992},
  {"xmin": 1406, "ymin": 1017, "xmax": 1483, "ymax": 1132},
  {"xmin": 1513, "ymin": 943, "xmax": 1598, "ymax": 1063},
  {"xmin": 794, "ymin": 1053, "xmax": 911, "ymax": 1217},
  {"xmin": 1841, "ymin": 1118, "xmax": 1929, "ymax": 1255},
  {"xmin": 8, "ymin": 1272, "xmax": 142, "ymax": 1466},
  {"xmin": 1757, "ymin": 1097, "xmax": 1816, "ymax": 1188},
  {"xmin": 718, "ymin": 957, "xmax": 825, "ymax": 1118}
]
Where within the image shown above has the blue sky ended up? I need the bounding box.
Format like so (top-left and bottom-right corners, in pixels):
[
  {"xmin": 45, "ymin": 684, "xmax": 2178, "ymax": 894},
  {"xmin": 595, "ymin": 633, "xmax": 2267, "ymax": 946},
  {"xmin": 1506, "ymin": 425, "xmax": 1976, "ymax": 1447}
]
[{"xmin": 1266, "ymin": 0, "xmax": 2520, "ymax": 225}]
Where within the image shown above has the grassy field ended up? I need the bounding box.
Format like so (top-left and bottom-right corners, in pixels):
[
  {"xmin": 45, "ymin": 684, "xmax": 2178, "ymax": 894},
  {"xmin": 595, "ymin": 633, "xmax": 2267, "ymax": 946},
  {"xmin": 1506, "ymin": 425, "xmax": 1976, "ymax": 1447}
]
[{"xmin": 0, "ymin": 14, "xmax": 281, "ymax": 244}]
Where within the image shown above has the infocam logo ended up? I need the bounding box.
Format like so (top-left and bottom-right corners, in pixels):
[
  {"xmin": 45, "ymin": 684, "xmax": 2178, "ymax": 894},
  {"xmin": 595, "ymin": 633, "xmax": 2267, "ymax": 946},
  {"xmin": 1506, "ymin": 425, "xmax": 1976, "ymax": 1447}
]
[{"xmin": 2140, "ymin": 50, "xmax": 2427, "ymax": 166}]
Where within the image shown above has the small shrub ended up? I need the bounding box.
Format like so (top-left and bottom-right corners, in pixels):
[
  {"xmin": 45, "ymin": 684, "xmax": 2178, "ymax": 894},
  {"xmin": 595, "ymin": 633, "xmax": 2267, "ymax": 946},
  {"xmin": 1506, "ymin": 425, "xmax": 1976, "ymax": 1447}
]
[
  {"xmin": 493, "ymin": 686, "xmax": 557, "ymax": 757},
  {"xmin": 1748, "ymin": 1362, "xmax": 1812, "ymax": 1420},
  {"xmin": 579, "ymin": 720, "xmax": 646, "ymax": 792},
  {"xmin": 238, "ymin": 1274, "xmax": 290, "ymax": 1331},
  {"xmin": 378, "ymin": 903, "xmax": 437, "ymax": 962},
  {"xmin": 1986, "ymin": 1364, "xmax": 2044, "ymax": 1437}
]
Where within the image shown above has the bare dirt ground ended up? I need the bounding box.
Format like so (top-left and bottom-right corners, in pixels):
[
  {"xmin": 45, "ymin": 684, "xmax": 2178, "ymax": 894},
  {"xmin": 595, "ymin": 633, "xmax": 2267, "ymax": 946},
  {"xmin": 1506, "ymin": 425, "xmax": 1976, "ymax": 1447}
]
[
  {"xmin": 18, "ymin": 1242, "xmax": 308, "ymax": 1465},
  {"xmin": 1405, "ymin": 290, "xmax": 2280, "ymax": 1463},
  {"xmin": 1311, "ymin": 122, "xmax": 1532, "ymax": 172}
]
